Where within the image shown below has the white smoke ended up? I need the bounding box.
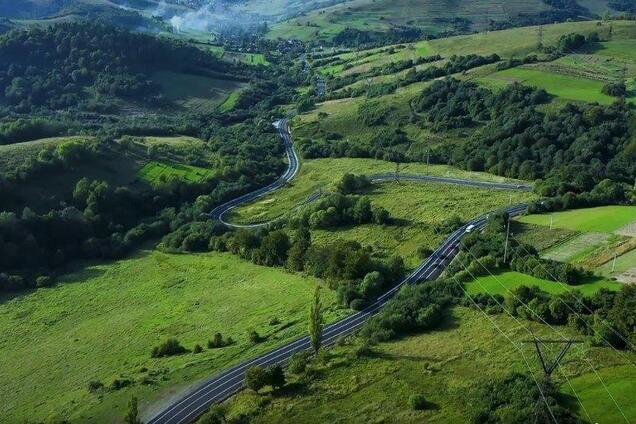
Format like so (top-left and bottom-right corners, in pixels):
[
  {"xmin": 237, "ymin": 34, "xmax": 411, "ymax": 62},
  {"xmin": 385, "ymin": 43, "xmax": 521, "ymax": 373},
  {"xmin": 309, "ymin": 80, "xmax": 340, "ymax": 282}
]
[{"xmin": 168, "ymin": 3, "xmax": 222, "ymax": 33}]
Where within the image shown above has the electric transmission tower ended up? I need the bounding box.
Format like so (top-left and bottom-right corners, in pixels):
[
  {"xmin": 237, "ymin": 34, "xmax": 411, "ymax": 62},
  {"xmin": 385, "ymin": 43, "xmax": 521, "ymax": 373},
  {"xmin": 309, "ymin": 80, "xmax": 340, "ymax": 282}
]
[{"xmin": 523, "ymin": 332, "xmax": 581, "ymax": 424}]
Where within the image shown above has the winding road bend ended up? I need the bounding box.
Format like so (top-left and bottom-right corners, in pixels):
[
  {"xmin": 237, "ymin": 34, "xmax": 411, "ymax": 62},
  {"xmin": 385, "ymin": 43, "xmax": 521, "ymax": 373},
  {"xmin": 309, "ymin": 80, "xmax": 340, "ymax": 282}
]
[{"xmin": 148, "ymin": 121, "xmax": 532, "ymax": 424}]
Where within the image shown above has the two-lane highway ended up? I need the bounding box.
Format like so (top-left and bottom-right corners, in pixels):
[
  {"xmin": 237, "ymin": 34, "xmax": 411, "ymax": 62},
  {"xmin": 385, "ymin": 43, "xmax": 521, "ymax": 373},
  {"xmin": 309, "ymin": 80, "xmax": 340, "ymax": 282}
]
[{"xmin": 147, "ymin": 120, "xmax": 531, "ymax": 424}]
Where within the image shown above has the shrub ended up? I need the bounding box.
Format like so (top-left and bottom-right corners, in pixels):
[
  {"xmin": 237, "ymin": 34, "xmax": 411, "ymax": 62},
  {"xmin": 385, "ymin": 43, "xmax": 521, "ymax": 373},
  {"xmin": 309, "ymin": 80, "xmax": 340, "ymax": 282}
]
[
  {"xmin": 288, "ymin": 351, "xmax": 310, "ymax": 374},
  {"xmin": 409, "ymin": 393, "xmax": 429, "ymax": 410},
  {"xmin": 193, "ymin": 344, "xmax": 203, "ymax": 354},
  {"xmin": 245, "ymin": 365, "xmax": 269, "ymax": 393},
  {"xmin": 109, "ymin": 378, "xmax": 133, "ymax": 391},
  {"xmin": 249, "ymin": 330, "xmax": 263, "ymax": 343},
  {"xmin": 151, "ymin": 338, "xmax": 187, "ymax": 358},
  {"xmin": 207, "ymin": 333, "xmax": 233, "ymax": 348},
  {"xmin": 88, "ymin": 380, "xmax": 104, "ymax": 393}
]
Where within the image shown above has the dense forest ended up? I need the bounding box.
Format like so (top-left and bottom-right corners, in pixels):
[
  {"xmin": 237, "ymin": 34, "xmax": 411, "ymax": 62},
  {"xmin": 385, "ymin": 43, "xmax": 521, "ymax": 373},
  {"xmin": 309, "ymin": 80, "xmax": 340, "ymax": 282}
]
[{"xmin": 0, "ymin": 23, "xmax": 231, "ymax": 114}]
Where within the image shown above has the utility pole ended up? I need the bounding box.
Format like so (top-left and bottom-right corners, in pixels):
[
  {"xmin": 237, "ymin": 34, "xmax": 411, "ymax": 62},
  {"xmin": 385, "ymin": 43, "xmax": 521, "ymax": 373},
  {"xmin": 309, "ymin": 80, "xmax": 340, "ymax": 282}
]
[
  {"xmin": 395, "ymin": 161, "xmax": 401, "ymax": 184},
  {"xmin": 612, "ymin": 252, "xmax": 617, "ymax": 273},
  {"xmin": 503, "ymin": 216, "xmax": 511, "ymax": 263},
  {"xmin": 426, "ymin": 149, "xmax": 430, "ymax": 166},
  {"xmin": 549, "ymin": 215, "xmax": 553, "ymax": 231},
  {"xmin": 537, "ymin": 25, "xmax": 544, "ymax": 50}
]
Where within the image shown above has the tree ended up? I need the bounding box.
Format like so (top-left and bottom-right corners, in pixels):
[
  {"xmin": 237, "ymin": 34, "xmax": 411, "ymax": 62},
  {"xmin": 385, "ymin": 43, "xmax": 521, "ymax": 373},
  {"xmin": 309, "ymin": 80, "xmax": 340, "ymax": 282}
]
[
  {"xmin": 245, "ymin": 365, "xmax": 269, "ymax": 393},
  {"xmin": 124, "ymin": 396, "xmax": 143, "ymax": 424},
  {"xmin": 268, "ymin": 364, "xmax": 286, "ymax": 389},
  {"xmin": 309, "ymin": 286, "xmax": 324, "ymax": 353}
]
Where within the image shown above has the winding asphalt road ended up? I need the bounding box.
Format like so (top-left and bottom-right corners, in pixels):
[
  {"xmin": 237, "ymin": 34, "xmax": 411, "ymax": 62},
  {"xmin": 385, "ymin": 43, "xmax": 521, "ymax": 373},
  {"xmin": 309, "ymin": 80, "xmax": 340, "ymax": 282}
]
[
  {"xmin": 208, "ymin": 119, "xmax": 300, "ymax": 228},
  {"xmin": 147, "ymin": 122, "xmax": 532, "ymax": 424}
]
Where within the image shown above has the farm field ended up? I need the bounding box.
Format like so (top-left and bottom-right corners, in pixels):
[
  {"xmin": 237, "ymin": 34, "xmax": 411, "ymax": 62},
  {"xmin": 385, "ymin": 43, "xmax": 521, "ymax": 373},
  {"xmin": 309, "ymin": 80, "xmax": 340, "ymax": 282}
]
[
  {"xmin": 465, "ymin": 271, "xmax": 621, "ymax": 296},
  {"xmin": 139, "ymin": 161, "xmax": 213, "ymax": 185},
  {"xmin": 224, "ymin": 306, "xmax": 636, "ymax": 423},
  {"xmin": 314, "ymin": 20, "xmax": 636, "ymax": 76},
  {"xmin": 228, "ymin": 157, "xmax": 526, "ymax": 226},
  {"xmin": 0, "ymin": 250, "xmax": 345, "ymax": 423},
  {"xmin": 153, "ymin": 71, "xmax": 246, "ymax": 113},
  {"xmin": 517, "ymin": 206, "xmax": 636, "ymax": 233},
  {"xmin": 542, "ymin": 232, "xmax": 612, "ymax": 263}
]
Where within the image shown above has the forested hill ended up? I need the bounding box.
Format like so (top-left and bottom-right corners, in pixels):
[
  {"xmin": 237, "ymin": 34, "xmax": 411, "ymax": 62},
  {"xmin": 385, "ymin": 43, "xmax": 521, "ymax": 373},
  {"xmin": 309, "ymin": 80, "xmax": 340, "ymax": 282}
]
[{"xmin": 0, "ymin": 23, "xmax": 233, "ymax": 113}]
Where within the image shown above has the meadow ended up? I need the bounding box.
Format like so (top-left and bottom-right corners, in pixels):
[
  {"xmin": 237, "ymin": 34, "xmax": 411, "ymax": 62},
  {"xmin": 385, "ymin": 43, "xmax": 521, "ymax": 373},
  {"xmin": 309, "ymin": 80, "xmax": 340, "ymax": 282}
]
[
  {"xmin": 311, "ymin": 181, "xmax": 536, "ymax": 267},
  {"xmin": 517, "ymin": 206, "xmax": 636, "ymax": 233},
  {"xmin": 152, "ymin": 71, "xmax": 246, "ymax": 113},
  {"xmin": 0, "ymin": 136, "xmax": 91, "ymax": 173},
  {"xmin": 139, "ymin": 161, "xmax": 213, "ymax": 185},
  {"xmin": 0, "ymin": 250, "xmax": 346, "ymax": 423},
  {"xmin": 228, "ymin": 157, "xmax": 525, "ymax": 226},
  {"xmin": 268, "ymin": 0, "xmax": 554, "ymax": 41},
  {"xmin": 224, "ymin": 306, "xmax": 636, "ymax": 423},
  {"xmin": 478, "ymin": 66, "xmax": 617, "ymax": 104},
  {"xmin": 465, "ymin": 270, "xmax": 621, "ymax": 296}
]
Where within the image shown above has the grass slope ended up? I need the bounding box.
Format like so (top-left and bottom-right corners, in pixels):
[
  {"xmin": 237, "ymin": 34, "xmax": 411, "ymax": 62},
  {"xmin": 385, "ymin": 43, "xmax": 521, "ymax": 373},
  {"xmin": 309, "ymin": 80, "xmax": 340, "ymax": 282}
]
[
  {"xmin": 139, "ymin": 161, "xmax": 213, "ymax": 185},
  {"xmin": 466, "ymin": 270, "xmax": 621, "ymax": 296},
  {"xmin": 517, "ymin": 206, "xmax": 636, "ymax": 233},
  {"xmin": 0, "ymin": 250, "xmax": 345, "ymax": 423},
  {"xmin": 229, "ymin": 157, "xmax": 525, "ymax": 226},
  {"xmin": 153, "ymin": 71, "xmax": 246, "ymax": 113},
  {"xmin": 225, "ymin": 306, "xmax": 636, "ymax": 423}
]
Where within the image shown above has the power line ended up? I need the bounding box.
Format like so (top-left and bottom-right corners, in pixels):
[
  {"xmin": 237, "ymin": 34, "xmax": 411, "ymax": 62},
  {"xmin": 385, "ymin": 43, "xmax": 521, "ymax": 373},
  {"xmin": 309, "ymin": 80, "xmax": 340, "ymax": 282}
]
[
  {"xmin": 454, "ymin": 258, "xmax": 591, "ymax": 422},
  {"xmin": 458, "ymin": 247, "xmax": 631, "ymax": 422},
  {"xmin": 449, "ymin": 274, "xmax": 559, "ymax": 423},
  {"xmin": 511, "ymin": 233, "xmax": 636, "ymax": 356}
]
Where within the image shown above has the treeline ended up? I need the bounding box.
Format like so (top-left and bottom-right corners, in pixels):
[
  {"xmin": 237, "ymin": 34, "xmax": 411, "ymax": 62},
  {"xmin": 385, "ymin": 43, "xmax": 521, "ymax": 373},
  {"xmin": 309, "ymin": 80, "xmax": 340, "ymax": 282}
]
[
  {"xmin": 332, "ymin": 27, "xmax": 425, "ymax": 48},
  {"xmin": 0, "ymin": 22, "xmax": 230, "ymax": 114},
  {"xmin": 0, "ymin": 120, "xmax": 286, "ymax": 293},
  {"xmin": 288, "ymin": 193, "xmax": 390, "ymax": 229},
  {"xmin": 416, "ymin": 78, "xmax": 634, "ymax": 194},
  {"xmin": 162, "ymin": 223, "xmax": 405, "ymax": 309},
  {"xmin": 328, "ymin": 54, "xmax": 500, "ymax": 100}
]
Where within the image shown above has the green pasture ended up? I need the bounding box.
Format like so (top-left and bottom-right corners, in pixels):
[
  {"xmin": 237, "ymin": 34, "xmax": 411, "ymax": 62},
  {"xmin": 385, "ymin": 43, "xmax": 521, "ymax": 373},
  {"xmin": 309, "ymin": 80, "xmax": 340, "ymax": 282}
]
[
  {"xmin": 138, "ymin": 161, "xmax": 213, "ymax": 185},
  {"xmin": 517, "ymin": 206, "xmax": 636, "ymax": 233},
  {"xmin": 0, "ymin": 251, "xmax": 344, "ymax": 423}
]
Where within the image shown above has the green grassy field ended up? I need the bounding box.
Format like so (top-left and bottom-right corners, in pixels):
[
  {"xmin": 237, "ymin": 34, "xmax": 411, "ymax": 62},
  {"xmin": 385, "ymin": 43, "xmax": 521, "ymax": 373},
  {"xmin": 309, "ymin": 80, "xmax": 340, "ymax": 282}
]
[
  {"xmin": 152, "ymin": 71, "xmax": 246, "ymax": 113},
  {"xmin": 229, "ymin": 157, "xmax": 525, "ymax": 226},
  {"xmin": 310, "ymin": 181, "xmax": 536, "ymax": 267},
  {"xmin": 268, "ymin": 0, "xmax": 554, "ymax": 41},
  {"xmin": 224, "ymin": 306, "xmax": 636, "ymax": 423},
  {"xmin": 139, "ymin": 161, "xmax": 213, "ymax": 185},
  {"xmin": 0, "ymin": 136, "xmax": 91, "ymax": 173},
  {"xmin": 478, "ymin": 66, "xmax": 619, "ymax": 105},
  {"xmin": 466, "ymin": 270, "xmax": 621, "ymax": 296},
  {"xmin": 517, "ymin": 206, "xmax": 636, "ymax": 233},
  {"xmin": 218, "ymin": 90, "xmax": 243, "ymax": 112},
  {"xmin": 0, "ymin": 250, "xmax": 345, "ymax": 423}
]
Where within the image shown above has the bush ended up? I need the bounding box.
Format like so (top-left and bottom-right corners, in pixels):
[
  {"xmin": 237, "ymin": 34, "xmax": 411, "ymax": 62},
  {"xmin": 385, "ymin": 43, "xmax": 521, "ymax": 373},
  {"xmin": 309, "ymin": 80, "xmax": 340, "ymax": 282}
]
[
  {"xmin": 193, "ymin": 344, "xmax": 203, "ymax": 354},
  {"xmin": 88, "ymin": 380, "xmax": 104, "ymax": 393},
  {"xmin": 151, "ymin": 338, "xmax": 187, "ymax": 358},
  {"xmin": 288, "ymin": 351, "xmax": 310, "ymax": 374},
  {"xmin": 409, "ymin": 393, "xmax": 429, "ymax": 410},
  {"xmin": 245, "ymin": 365, "xmax": 269, "ymax": 393},
  {"xmin": 208, "ymin": 333, "xmax": 233, "ymax": 348},
  {"xmin": 109, "ymin": 378, "xmax": 133, "ymax": 391},
  {"xmin": 249, "ymin": 330, "xmax": 263, "ymax": 343}
]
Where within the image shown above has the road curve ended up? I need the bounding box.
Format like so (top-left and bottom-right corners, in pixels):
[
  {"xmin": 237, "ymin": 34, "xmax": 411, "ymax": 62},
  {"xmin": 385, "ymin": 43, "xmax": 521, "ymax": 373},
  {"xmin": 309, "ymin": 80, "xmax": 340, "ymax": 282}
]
[
  {"xmin": 149, "ymin": 205, "xmax": 528, "ymax": 424},
  {"xmin": 208, "ymin": 118, "xmax": 300, "ymax": 228},
  {"xmin": 208, "ymin": 119, "xmax": 531, "ymax": 230},
  {"xmin": 147, "ymin": 122, "xmax": 532, "ymax": 424}
]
